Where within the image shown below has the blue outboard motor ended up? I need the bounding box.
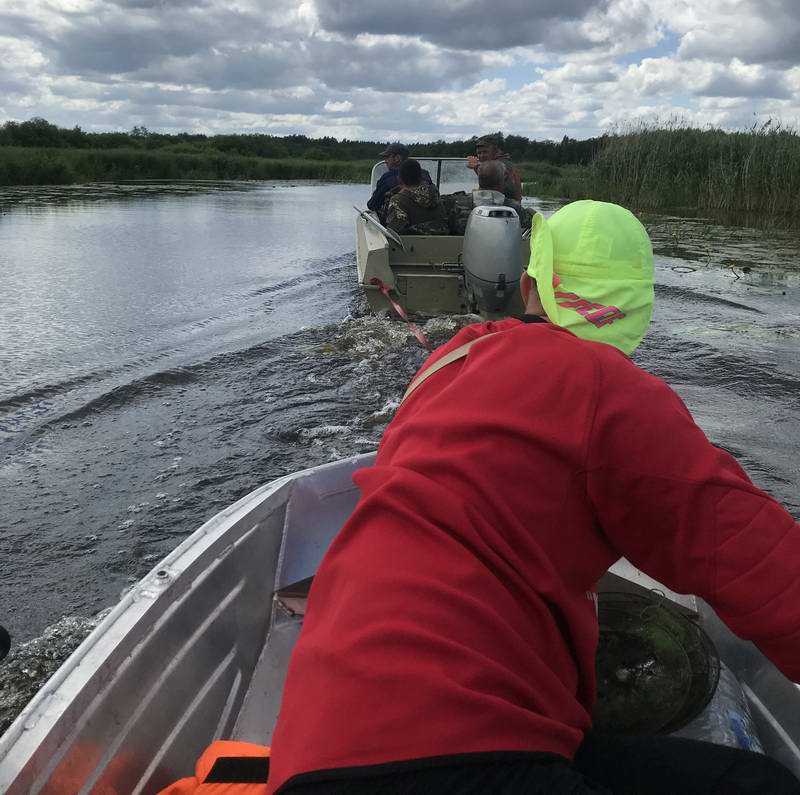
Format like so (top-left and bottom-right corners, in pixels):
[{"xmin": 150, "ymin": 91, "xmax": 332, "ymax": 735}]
[{"xmin": 462, "ymin": 204, "xmax": 522, "ymax": 314}]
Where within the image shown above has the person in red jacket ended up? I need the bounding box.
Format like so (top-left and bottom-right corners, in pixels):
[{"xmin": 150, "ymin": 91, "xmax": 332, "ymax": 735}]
[{"xmin": 267, "ymin": 201, "xmax": 800, "ymax": 794}]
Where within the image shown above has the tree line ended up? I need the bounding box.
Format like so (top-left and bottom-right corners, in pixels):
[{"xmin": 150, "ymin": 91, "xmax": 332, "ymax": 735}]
[{"xmin": 0, "ymin": 117, "xmax": 604, "ymax": 167}]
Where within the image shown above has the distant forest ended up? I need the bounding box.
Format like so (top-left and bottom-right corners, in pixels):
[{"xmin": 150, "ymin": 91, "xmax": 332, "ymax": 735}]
[{"xmin": 0, "ymin": 117, "xmax": 604, "ymax": 166}]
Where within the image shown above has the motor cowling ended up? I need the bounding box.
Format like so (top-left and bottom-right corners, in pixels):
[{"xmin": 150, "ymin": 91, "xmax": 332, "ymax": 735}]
[{"xmin": 462, "ymin": 205, "xmax": 522, "ymax": 314}]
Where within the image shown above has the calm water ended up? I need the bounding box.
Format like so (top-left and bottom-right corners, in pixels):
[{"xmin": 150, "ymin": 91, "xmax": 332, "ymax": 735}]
[{"xmin": 1, "ymin": 181, "xmax": 799, "ymax": 731}]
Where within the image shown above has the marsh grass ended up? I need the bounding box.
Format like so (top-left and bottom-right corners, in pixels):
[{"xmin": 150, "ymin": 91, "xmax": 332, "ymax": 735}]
[
  {"xmin": 518, "ymin": 162, "xmax": 591, "ymax": 200},
  {"xmin": 0, "ymin": 147, "xmax": 374, "ymax": 185},
  {"xmin": 589, "ymin": 120, "xmax": 800, "ymax": 226},
  {"xmin": 0, "ymin": 145, "xmax": 588, "ymax": 203},
  {"xmin": 5, "ymin": 123, "xmax": 800, "ymax": 229}
]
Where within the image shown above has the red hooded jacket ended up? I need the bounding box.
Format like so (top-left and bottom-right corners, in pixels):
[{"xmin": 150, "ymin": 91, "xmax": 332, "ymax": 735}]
[{"xmin": 267, "ymin": 318, "xmax": 800, "ymax": 793}]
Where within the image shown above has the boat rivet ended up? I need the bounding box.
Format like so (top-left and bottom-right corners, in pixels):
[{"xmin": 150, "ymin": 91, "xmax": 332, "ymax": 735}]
[{"xmin": 156, "ymin": 569, "xmax": 169, "ymax": 579}]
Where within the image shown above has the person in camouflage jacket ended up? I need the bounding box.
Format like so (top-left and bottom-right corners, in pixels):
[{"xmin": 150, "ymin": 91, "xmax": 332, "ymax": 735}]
[
  {"xmin": 479, "ymin": 160, "xmax": 533, "ymax": 229},
  {"xmin": 384, "ymin": 159, "xmax": 450, "ymax": 236},
  {"xmin": 446, "ymin": 160, "xmax": 533, "ymax": 235}
]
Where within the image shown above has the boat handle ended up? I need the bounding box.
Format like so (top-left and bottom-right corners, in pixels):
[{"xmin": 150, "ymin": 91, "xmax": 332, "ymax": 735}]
[{"xmin": 353, "ymin": 206, "xmax": 407, "ymax": 252}]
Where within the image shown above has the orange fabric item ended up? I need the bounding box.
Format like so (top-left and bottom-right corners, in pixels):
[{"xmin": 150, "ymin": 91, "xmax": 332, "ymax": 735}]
[
  {"xmin": 157, "ymin": 741, "xmax": 270, "ymax": 795},
  {"xmin": 158, "ymin": 775, "xmax": 196, "ymax": 795}
]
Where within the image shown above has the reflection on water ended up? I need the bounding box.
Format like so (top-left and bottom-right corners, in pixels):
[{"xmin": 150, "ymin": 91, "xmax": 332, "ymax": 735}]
[
  {"xmin": 0, "ymin": 182, "xmax": 798, "ymax": 735},
  {"xmin": 0, "ymin": 180, "xmax": 259, "ymax": 210},
  {"xmin": 645, "ymin": 214, "xmax": 800, "ymax": 291}
]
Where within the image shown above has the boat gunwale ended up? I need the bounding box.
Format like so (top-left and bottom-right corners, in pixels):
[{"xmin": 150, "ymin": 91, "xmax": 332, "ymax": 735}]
[{"xmin": 0, "ymin": 453, "xmax": 372, "ymax": 789}]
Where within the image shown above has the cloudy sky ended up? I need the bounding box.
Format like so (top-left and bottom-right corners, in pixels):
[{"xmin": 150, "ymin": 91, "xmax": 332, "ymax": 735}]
[{"xmin": 2, "ymin": 0, "xmax": 800, "ymax": 141}]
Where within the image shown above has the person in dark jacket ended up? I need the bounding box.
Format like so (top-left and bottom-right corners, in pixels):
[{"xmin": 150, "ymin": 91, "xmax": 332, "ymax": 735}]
[
  {"xmin": 367, "ymin": 143, "xmax": 431, "ymax": 220},
  {"xmin": 267, "ymin": 201, "xmax": 800, "ymax": 795},
  {"xmin": 384, "ymin": 159, "xmax": 450, "ymax": 236}
]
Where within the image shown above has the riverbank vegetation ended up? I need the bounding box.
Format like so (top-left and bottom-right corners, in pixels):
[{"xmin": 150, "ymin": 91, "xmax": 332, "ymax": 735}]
[
  {"xmin": 590, "ymin": 121, "xmax": 800, "ymax": 224},
  {"xmin": 0, "ymin": 146, "xmax": 375, "ymax": 185},
  {"xmin": 518, "ymin": 162, "xmax": 590, "ymax": 201},
  {"xmin": 522, "ymin": 120, "xmax": 800, "ymax": 226},
  {"xmin": 3, "ymin": 117, "xmax": 800, "ymax": 225},
  {"xmin": 0, "ymin": 145, "xmax": 585, "ymax": 196},
  {"xmin": 0, "ymin": 117, "xmax": 598, "ymax": 187}
]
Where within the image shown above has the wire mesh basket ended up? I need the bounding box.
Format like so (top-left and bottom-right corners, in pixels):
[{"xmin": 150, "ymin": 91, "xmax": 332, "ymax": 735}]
[{"xmin": 593, "ymin": 591, "xmax": 720, "ymax": 735}]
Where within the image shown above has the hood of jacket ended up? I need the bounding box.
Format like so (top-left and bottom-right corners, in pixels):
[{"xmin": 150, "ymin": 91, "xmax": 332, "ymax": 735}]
[{"xmin": 403, "ymin": 183, "xmax": 440, "ymax": 209}]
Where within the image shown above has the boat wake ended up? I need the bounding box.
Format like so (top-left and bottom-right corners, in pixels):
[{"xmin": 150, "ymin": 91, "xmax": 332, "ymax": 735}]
[
  {"xmin": 0, "ymin": 615, "xmax": 100, "ymax": 735},
  {"xmin": 0, "ymin": 255, "xmax": 357, "ymax": 454}
]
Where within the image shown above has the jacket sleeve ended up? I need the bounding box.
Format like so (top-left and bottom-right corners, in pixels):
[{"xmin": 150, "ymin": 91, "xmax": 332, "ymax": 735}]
[
  {"xmin": 384, "ymin": 196, "xmax": 408, "ymax": 233},
  {"xmin": 367, "ymin": 175, "xmax": 387, "ymax": 212},
  {"xmin": 585, "ymin": 353, "xmax": 800, "ymax": 681}
]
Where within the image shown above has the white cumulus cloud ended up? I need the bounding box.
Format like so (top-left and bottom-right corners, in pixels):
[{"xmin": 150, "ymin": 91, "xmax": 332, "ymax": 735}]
[
  {"xmin": 324, "ymin": 99, "xmax": 353, "ymax": 112},
  {"xmin": 0, "ymin": 0, "xmax": 798, "ymax": 139}
]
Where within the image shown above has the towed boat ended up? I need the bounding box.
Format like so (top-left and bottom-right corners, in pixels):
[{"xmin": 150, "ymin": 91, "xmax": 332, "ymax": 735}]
[
  {"xmin": 1, "ymin": 454, "xmax": 799, "ymax": 792},
  {"xmin": 355, "ymin": 158, "xmax": 528, "ymax": 319}
]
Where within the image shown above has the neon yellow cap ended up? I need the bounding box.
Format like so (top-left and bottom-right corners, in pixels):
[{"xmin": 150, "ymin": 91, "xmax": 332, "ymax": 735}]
[{"xmin": 527, "ymin": 200, "xmax": 654, "ymax": 355}]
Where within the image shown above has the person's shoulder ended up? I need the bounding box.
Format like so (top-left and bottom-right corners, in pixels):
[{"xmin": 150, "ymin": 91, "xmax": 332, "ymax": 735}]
[
  {"xmin": 515, "ymin": 325, "xmax": 635, "ymax": 373},
  {"xmin": 377, "ymin": 170, "xmax": 399, "ymax": 187},
  {"xmin": 569, "ymin": 333, "xmax": 641, "ymax": 369},
  {"xmin": 388, "ymin": 188, "xmax": 409, "ymax": 206},
  {"xmin": 493, "ymin": 326, "xmax": 678, "ymax": 408},
  {"xmin": 573, "ymin": 335, "xmax": 679, "ymax": 400},
  {"xmin": 529, "ymin": 332, "xmax": 685, "ymax": 423},
  {"xmin": 436, "ymin": 318, "xmax": 513, "ymax": 352},
  {"xmin": 414, "ymin": 320, "xmax": 497, "ymax": 372}
]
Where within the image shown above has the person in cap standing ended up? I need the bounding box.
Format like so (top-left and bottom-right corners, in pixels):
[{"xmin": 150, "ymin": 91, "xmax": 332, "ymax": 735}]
[
  {"xmin": 466, "ymin": 133, "xmax": 522, "ymax": 202},
  {"xmin": 266, "ymin": 201, "xmax": 800, "ymax": 795},
  {"xmin": 367, "ymin": 143, "xmax": 431, "ymax": 220}
]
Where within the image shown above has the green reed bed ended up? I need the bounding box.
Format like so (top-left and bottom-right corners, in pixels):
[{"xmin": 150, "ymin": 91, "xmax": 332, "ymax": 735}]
[
  {"xmin": 6, "ymin": 125, "xmax": 798, "ymax": 228},
  {"xmin": 518, "ymin": 161, "xmax": 591, "ymax": 201},
  {"xmin": 589, "ymin": 121, "xmax": 800, "ymax": 226},
  {"xmin": 0, "ymin": 147, "xmax": 374, "ymax": 186}
]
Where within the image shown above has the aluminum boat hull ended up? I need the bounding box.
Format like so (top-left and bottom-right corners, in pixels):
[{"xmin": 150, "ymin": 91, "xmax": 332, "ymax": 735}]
[{"xmin": 1, "ymin": 454, "xmax": 798, "ymax": 793}]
